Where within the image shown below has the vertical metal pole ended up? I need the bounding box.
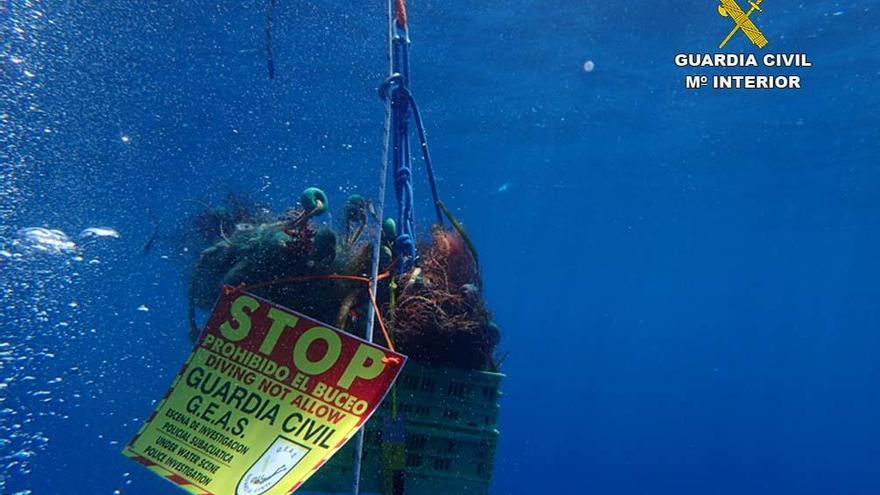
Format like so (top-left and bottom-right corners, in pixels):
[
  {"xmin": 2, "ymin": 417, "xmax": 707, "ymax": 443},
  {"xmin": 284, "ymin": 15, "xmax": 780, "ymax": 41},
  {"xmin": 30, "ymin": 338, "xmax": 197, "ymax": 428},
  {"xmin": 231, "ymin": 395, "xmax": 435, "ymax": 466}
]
[{"xmin": 351, "ymin": 2, "xmax": 395, "ymax": 493}]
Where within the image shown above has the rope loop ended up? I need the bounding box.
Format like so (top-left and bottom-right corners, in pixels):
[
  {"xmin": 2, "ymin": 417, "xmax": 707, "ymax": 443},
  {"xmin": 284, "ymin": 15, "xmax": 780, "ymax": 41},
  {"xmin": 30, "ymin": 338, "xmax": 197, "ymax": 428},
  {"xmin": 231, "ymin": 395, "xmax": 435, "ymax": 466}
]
[
  {"xmin": 393, "ymin": 166, "xmax": 412, "ymax": 184},
  {"xmin": 378, "ymin": 73, "xmax": 404, "ymax": 101},
  {"xmin": 393, "ymin": 234, "xmax": 417, "ymax": 271}
]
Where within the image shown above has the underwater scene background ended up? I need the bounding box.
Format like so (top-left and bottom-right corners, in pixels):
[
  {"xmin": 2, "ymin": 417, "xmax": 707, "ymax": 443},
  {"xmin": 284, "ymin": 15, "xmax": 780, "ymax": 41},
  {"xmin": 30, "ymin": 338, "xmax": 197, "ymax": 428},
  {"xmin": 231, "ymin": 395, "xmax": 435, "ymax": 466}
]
[{"xmin": 2, "ymin": 0, "xmax": 878, "ymax": 494}]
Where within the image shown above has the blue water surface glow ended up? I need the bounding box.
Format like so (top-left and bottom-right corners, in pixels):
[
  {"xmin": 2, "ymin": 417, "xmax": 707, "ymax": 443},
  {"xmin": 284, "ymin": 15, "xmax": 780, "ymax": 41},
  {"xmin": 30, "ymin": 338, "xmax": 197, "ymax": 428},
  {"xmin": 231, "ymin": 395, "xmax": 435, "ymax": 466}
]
[{"xmin": 1, "ymin": 0, "xmax": 878, "ymax": 494}]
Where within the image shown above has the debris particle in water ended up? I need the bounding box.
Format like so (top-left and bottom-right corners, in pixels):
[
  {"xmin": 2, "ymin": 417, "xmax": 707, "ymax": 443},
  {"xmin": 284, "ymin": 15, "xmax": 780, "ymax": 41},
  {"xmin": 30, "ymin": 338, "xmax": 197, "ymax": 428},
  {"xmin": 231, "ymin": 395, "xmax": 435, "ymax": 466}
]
[
  {"xmin": 137, "ymin": 305, "xmax": 149, "ymax": 312},
  {"xmin": 583, "ymin": 60, "xmax": 595, "ymax": 72},
  {"xmin": 78, "ymin": 227, "xmax": 120, "ymax": 240}
]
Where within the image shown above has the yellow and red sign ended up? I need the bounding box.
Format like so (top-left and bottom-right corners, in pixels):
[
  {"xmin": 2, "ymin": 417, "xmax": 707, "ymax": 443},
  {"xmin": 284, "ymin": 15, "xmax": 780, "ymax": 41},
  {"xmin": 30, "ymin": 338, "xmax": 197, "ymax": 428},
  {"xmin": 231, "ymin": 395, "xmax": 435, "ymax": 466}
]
[{"xmin": 123, "ymin": 288, "xmax": 406, "ymax": 495}]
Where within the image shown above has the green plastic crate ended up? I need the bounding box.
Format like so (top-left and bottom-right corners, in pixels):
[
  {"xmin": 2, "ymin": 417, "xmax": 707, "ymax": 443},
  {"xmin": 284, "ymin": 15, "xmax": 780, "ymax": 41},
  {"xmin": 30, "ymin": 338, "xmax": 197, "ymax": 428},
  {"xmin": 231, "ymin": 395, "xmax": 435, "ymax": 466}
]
[{"xmin": 303, "ymin": 362, "xmax": 503, "ymax": 495}]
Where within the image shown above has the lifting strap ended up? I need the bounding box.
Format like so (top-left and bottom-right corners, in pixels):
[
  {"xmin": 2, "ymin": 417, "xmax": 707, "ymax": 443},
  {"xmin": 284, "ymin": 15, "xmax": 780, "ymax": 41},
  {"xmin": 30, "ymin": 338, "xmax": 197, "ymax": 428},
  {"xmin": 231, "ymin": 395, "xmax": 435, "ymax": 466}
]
[{"xmin": 378, "ymin": 0, "xmax": 444, "ymax": 274}]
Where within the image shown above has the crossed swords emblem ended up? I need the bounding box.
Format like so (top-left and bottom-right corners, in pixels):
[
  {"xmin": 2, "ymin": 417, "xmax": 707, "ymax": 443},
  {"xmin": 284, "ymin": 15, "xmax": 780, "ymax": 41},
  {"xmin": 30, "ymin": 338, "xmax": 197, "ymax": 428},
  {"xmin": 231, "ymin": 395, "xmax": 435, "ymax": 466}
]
[{"xmin": 717, "ymin": 0, "xmax": 768, "ymax": 48}]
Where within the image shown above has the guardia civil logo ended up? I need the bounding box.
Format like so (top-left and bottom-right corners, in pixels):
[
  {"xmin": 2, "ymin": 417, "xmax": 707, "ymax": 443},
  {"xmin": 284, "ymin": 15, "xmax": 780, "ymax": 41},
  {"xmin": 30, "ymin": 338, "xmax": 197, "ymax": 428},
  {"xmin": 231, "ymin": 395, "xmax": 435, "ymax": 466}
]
[
  {"xmin": 717, "ymin": 0, "xmax": 768, "ymax": 48},
  {"xmin": 674, "ymin": 0, "xmax": 811, "ymax": 90}
]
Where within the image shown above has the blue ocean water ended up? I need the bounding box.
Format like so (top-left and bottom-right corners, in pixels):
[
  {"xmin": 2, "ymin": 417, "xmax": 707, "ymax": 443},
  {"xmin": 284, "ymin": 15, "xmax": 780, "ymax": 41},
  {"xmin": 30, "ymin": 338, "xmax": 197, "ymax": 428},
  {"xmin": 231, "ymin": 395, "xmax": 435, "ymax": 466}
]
[{"xmin": 2, "ymin": 0, "xmax": 879, "ymax": 494}]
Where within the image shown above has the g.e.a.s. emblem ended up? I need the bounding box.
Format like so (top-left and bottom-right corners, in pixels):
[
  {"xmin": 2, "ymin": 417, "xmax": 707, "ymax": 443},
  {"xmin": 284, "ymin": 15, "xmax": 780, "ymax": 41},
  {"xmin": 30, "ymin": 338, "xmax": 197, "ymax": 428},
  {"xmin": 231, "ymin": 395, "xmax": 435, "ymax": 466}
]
[{"xmin": 236, "ymin": 437, "xmax": 310, "ymax": 495}]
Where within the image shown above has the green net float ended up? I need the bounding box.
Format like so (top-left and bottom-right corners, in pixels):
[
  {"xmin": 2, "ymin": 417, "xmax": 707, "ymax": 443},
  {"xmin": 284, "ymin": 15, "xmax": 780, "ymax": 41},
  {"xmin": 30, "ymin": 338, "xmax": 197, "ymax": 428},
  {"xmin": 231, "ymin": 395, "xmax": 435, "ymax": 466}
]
[
  {"xmin": 382, "ymin": 218, "xmax": 397, "ymax": 241},
  {"xmin": 300, "ymin": 187, "xmax": 328, "ymax": 215},
  {"xmin": 380, "ymin": 244, "xmax": 393, "ymax": 266}
]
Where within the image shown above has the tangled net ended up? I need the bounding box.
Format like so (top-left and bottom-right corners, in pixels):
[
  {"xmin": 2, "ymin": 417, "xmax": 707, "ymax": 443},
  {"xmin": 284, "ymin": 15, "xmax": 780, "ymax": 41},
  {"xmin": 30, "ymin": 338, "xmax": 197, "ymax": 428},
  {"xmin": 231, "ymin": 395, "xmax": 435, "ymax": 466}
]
[
  {"xmin": 187, "ymin": 195, "xmax": 376, "ymax": 340},
  {"xmin": 390, "ymin": 228, "xmax": 500, "ymax": 370},
  {"xmin": 185, "ymin": 190, "xmax": 501, "ymax": 371}
]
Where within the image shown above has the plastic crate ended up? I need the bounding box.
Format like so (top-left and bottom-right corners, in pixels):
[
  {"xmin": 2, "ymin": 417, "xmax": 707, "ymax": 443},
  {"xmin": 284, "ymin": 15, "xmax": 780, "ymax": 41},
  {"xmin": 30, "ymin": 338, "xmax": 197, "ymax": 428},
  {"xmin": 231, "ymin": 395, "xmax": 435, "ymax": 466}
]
[{"xmin": 303, "ymin": 362, "xmax": 503, "ymax": 495}]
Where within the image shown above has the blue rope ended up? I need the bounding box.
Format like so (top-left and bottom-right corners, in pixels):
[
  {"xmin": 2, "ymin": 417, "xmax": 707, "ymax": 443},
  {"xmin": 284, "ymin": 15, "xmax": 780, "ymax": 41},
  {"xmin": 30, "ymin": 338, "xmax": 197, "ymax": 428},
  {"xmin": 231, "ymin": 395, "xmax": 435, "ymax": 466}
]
[
  {"xmin": 378, "ymin": 38, "xmax": 445, "ymax": 272},
  {"xmin": 388, "ymin": 18, "xmax": 418, "ymax": 272},
  {"xmin": 401, "ymin": 87, "xmax": 443, "ymax": 225}
]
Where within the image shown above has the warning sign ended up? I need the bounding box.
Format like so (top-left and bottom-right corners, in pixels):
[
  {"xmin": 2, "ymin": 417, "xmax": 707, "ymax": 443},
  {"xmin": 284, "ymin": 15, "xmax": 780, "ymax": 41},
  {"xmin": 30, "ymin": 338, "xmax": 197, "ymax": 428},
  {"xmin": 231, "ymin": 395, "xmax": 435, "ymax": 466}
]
[{"xmin": 123, "ymin": 288, "xmax": 406, "ymax": 495}]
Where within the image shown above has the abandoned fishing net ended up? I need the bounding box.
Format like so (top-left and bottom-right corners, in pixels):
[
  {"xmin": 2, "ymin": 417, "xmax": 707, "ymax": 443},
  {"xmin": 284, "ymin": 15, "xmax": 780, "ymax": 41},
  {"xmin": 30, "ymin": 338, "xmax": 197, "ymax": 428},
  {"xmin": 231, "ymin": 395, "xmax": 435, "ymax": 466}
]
[
  {"xmin": 186, "ymin": 188, "xmax": 501, "ymax": 371},
  {"xmin": 389, "ymin": 227, "xmax": 500, "ymax": 370}
]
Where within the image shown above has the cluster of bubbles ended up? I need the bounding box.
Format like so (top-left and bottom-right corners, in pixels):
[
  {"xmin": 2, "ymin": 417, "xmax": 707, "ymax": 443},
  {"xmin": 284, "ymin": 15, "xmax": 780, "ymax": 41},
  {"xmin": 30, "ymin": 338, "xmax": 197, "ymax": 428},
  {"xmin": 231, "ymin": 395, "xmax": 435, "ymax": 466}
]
[
  {"xmin": 1, "ymin": 226, "xmax": 121, "ymax": 493},
  {"xmin": 10, "ymin": 226, "xmax": 120, "ymax": 257},
  {"xmin": 2, "ymin": 2, "xmax": 158, "ymax": 492}
]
